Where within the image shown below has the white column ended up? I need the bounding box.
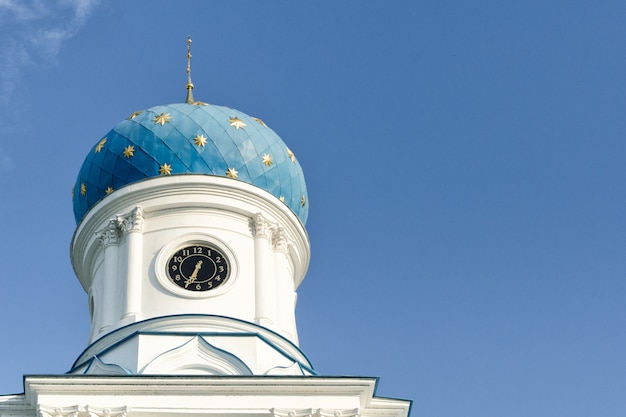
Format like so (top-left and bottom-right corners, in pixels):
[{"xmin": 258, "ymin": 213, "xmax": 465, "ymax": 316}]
[
  {"xmin": 252, "ymin": 213, "xmax": 277, "ymax": 327},
  {"xmin": 96, "ymin": 219, "xmax": 123, "ymax": 335},
  {"xmin": 273, "ymin": 226, "xmax": 298, "ymax": 344},
  {"xmin": 121, "ymin": 206, "xmax": 144, "ymax": 322}
]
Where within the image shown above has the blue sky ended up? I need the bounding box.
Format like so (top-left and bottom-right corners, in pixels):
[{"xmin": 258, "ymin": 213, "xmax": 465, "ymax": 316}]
[{"xmin": 0, "ymin": 1, "xmax": 625, "ymax": 416}]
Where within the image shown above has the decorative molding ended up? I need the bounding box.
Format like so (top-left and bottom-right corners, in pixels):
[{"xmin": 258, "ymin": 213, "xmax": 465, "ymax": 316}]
[
  {"xmin": 140, "ymin": 335, "xmax": 253, "ymax": 376},
  {"xmin": 95, "ymin": 219, "xmax": 123, "ymax": 246},
  {"xmin": 271, "ymin": 409, "xmax": 361, "ymax": 417},
  {"xmin": 38, "ymin": 406, "xmax": 128, "ymax": 417},
  {"xmin": 82, "ymin": 356, "xmax": 132, "ymax": 376},
  {"xmin": 251, "ymin": 213, "xmax": 273, "ymax": 240},
  {"xmin": 272, "ymin": 226, "xmax": 291, "ymax": 252},
  {"xmin": 264, "ymin": 361, "xmax": 306, "ymax": 376},
  {"xmin": 108, "ymin": 206, "xmax": 145, "ymax": 234},
  {"xmin": 251, "ymin": 213, "xmax": 294, "ymax": 252},
  {"xmin": 70, "ymin": 316, "xmax": 312, "ymax": 374},
  {"xmin": 95, "ymin": 206, "xmax": 144, "ymax": 245},
  {"xmin": 123, "ymin": 206, "xmax": 144, "ymax": 233}
]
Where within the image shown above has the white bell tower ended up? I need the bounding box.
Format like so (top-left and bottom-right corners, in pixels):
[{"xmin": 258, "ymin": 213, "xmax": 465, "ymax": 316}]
[
  {"xmin": 0, "ymin": 38, "xmax": 410, "ymax": 417},
  {"xmin": 70, "ymin": 175, "xmax": 312, "ymax": 376}
]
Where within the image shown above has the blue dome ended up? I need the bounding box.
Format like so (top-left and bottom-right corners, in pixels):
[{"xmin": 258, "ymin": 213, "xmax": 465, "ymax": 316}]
[{"xmin": 73, "ymin": 103, "xmax": 308, "ymax": 224}]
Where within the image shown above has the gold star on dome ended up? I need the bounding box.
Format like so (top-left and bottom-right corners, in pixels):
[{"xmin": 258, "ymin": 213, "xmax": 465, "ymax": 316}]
[
  {"xmin": 123, "ymin": 145, "xmax": 135, "ymax": 158},
  {"xmin": 159, "ymin": 163, "xmax": 172, "ymax": 175},
  {"xmin": 80, "ymin": 183, "xmax": 87, "ymax": 196},
  {"xmin": 279, "ymin": 195, "xmax": 285, "ymax": 203},
  {"xmin": 194, "ymin": 134, "xmax": 207, "ymax": 147},
  {"xmin": 286, "ymin": 147, "xmax": 296, "ymax": 163},
  {"xmin": 229, "ymin": 116, "xmax": 246, "ymax": 130},
  {"xmin": 105, "ymin": 186, "xmax": 114, "ymax": 195},
  {"xmin": 262, "ymin": 154, "xmax": 273, "ymax": 166},
  {"xmin": 226, "ymin": 167, "xmax": 238, "ymax": 179},
  {"xmin": 253, "ymin": 117, "xmax": 267, "ymax": 127},
  {"xmin": 95, "ymin": 138, "xmax": 107, "ymax": 153},
  {"xmin": 301, "ymin": 195, "xmax": 306, "ymax": 207},
  {"xmin": 127, "ymin": 110, "xmax": 143, "ymax": 120},
  {"xmin": 154, "ymin": 113, "xmax": 172, "ymax": 125},
  {"xmin": 71, "ymin": 185, "xmax": 75, "ymax": 198}
]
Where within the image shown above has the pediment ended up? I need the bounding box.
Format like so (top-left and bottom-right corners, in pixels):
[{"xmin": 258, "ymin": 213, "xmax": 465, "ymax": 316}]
[{"xmin": 140, "ymin": 335, "xmax": 252, "ymax": 375}]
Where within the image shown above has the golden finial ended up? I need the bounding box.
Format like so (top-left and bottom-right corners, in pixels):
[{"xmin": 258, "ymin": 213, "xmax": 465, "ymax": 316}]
[{"xmin": 185, "ymin": 35, "xmax": 194, "ymax": 104}]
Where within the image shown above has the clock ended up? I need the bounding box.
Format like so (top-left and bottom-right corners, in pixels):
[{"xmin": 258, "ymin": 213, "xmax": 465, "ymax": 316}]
[{"xmin": 166, "ymin": 244, "xmax": 230, "ymax": 292}]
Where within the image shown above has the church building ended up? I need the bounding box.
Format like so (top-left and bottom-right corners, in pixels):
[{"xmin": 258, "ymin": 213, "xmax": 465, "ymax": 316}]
[{"xmin": 0, "ymin": 38, "xmax": 411, "ymax": 417}]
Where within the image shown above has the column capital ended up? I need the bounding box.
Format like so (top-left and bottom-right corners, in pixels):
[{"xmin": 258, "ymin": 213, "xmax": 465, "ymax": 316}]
[
  {"xmin": 251, "ymin": 213, "xmax": 273, "ymax": 240},
  {"xmin": 124, "ymin": 206, "xmax": 144, "ymax": 233},
  {"xmin": 272, "ymin": 226, "xmax": 292, "ymax": 252},
  {"xmin": 96, "ymin": 219, "xmax": 123, "ymax": 246}
]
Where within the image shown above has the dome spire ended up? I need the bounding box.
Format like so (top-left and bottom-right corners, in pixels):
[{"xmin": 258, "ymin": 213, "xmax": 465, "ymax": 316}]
[{"xmin": 185, "ymin": 35, "xmax": 194, "ymax": 104}]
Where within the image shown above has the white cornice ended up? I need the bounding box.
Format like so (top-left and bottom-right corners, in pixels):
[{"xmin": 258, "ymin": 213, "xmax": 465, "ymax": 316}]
[
  {"xmin": 2, "ymin": 376, "xmax": 410, "ymax": 417},
  {"xmin": 23, "ymin": 375, "xmax": 378, "ymax": 409}
]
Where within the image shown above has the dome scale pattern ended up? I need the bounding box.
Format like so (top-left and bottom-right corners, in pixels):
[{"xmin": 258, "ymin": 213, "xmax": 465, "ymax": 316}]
[{"xmin": 73, "ymin": 103, "xmax": 308, "ymax": 224}]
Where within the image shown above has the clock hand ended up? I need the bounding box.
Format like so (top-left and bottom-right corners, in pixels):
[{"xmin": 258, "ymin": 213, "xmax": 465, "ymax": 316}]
[{"xmin": 185, "ymin": 260, "xmax": 203, "ymax": 288}]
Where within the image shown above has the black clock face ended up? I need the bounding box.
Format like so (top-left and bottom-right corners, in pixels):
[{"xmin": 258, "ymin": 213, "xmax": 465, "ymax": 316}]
[{"xmin": 166, "ymin": 244, "xmax": 230, "ymax": 291}]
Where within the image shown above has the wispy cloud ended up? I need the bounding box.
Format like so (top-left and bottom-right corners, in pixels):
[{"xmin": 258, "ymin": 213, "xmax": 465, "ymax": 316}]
[
  {"xmin": 0, "ymin": 0, "xmax": 46, "ymax": 21},
  {"xmin": 0, "ymin": 0, "xmax": 99, "ymax": 105}
]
